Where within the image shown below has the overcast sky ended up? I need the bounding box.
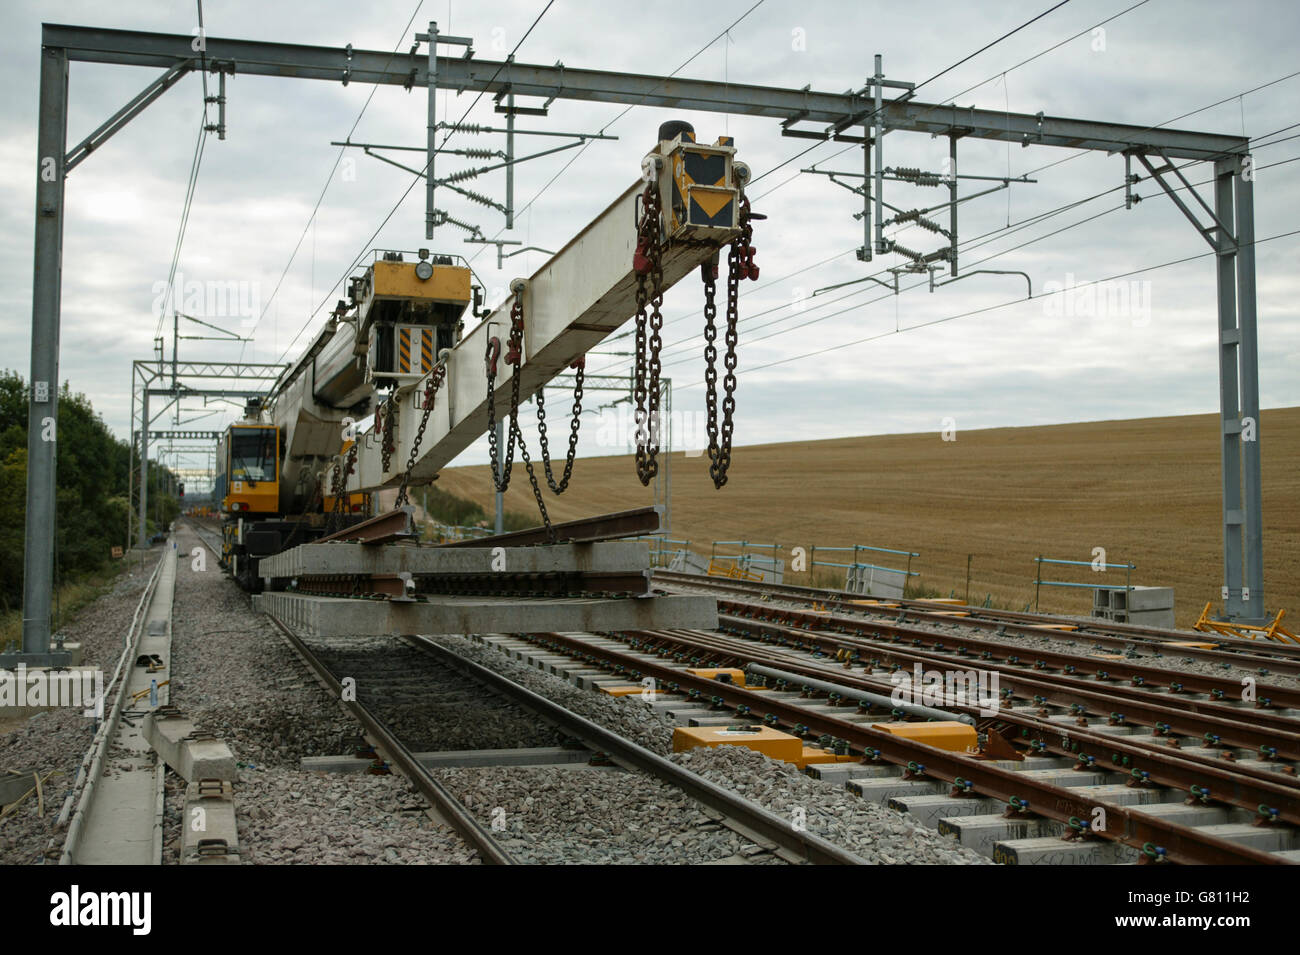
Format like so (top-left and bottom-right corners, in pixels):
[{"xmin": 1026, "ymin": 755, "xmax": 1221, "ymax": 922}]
[{"xmin": 3, "ymin": 0, "xmax": 1297, "ymax": 483}]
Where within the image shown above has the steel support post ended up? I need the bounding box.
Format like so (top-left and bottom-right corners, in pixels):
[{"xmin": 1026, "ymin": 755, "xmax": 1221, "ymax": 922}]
[
  {"xmin": 505, "ymin": 93, "xmax": 515, "ymax": 230},
  {"xmin": 1214, "ymin": 159, "xmax": 1247, "ymax": 621},
  {"xmin": 1234, "ymin": 160, "xmax": 1265, "ymax": 622},
  {"xmin": 18, "ymin": 45, "xmax": 69, "ymax": 660},
  {"xmin": 127, "ymin": 374, "xmax": 136, "ymax": 550},
  {"xmin": 872, "ymin": 55, "xmax": 884, "ymax": 255},
  {"xmin": 139, "ymin": 387, "xmax": 150, "ymax": 549},
  {"xmin": 948, "ymin": 134, "xmax": 958, "ymax": 277},
  {"xmin": 425, "ymin": 21, "xmax": 438, "ymax": 240}
]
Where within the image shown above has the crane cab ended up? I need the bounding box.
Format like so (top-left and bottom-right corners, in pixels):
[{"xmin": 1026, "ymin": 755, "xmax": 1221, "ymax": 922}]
[{"xmin": 352, "ymin": 249, "xmax": 473, "ymax": 392}]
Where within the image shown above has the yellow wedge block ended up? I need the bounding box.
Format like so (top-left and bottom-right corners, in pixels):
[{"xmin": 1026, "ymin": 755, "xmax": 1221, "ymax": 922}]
[{"xmin": 871, "ymin": 721, "xmax": 977, "ymax": 753}]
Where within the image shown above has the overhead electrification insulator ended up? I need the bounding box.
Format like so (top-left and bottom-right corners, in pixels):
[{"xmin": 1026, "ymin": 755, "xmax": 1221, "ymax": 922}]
[
  {"xmin": 893, "ymin": 166, "xmax": 944, "ymax": 187},
  {"xmin": 443, "ymin": 166, "xmax": 489, "ymax": 184},
  {"xmin": 890, "ymin": 242, "xmax": 923, "ymax": 262},
  {"xmin": 453, "ymin": 186, "xmax": 501, "ymax": 210}
]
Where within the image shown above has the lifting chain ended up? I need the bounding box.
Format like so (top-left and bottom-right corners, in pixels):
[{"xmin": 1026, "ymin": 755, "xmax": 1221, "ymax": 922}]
[
  {"xmin": 484, "ymin": 284, "xmax": 557, "ymax": 542},
  {"xmin": 486, "ymin": 290, "xmax": 525, "ymax": 493},
  {"xmin": 702, "ymin": 194, "xmax": 760, "ymax": 489},
  {"xmin": 379, "ymin": 396, "xmax": 398, "ymax": 474},
  {"xmin": 325, "ymin": 442, "xmax": 358, "ymax": 532},
  {"xmin": 535, "ymin": 356, "xmax": 585, "ymax": 494},
  {"xmin": 394, "ymin": 362, "xmax": 447, "ymax": 508},
  {"xmin": 631, "ymin": 181, "xmax": 665, "ymax": 486}
]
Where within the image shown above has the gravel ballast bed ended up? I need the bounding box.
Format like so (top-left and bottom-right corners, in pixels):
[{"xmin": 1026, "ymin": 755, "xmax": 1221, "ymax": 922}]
[
  {"xmin": 168, "ymin": 523, "xmax": 475, "ymax": 863},
  {"xmin": 304, "ymin": 637, "xmax": 565, "ymax": 751},
  {"xmin": 433, "ymin": 764, "xmax": 781, "ymax": 864},
  {"xmin": 440, "ymin": 634, "xmax": 988, "ymax": 864},
  {"xmin": 0, "ymin": 561, "xmax": 156, "ymax": 865}
]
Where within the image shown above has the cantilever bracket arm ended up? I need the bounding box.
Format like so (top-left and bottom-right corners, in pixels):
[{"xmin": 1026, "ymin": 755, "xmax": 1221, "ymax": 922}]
[
  {"xmin": 65, "ymin": 59, "xmax": 194, "ymax": 172},
  {"xmin": 1134, "ymin": 152, "xmax": 1235, "ymax": 252},
  {"xmin": 931, "ymin": 268, "xmax": 1031, "ymax": 299},
  {"xmin": 812, "ymin": 272, "xmax": 897, "ymax": 297}
]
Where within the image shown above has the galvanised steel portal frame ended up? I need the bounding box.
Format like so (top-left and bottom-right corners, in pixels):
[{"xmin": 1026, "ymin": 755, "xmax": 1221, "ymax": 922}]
[
  {"xmin": 127, "ymin": 358, "xmax": 285, "ymax": 571},
  {"xmin": 16, "ymin": 23, "xmax": 1262, "ymax": 663}
]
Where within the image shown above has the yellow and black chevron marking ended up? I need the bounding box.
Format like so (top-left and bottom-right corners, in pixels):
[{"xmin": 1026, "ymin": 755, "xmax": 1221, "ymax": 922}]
[
  {"xmin": 397, "ymin": 327, "xmax": 437, "ymax": 374},
  {"xmin": 398, "ymin": 327, "xmax": 412, "ymax": 373},
  {"xmin": 672, "ymin": 147, "xmax": 735, "ymax": 231}
]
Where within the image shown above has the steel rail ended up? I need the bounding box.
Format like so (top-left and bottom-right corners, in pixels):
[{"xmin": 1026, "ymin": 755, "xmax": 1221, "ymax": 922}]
[
  {"xmin": 438, "ymin": 506, "xmax": 663, "ymax": 548},
  {"xmin": 263, "ymin": 614, "xmax": 518, "ymax": 865},
  {"xmin": 710, "ymin": 614, "xmax": 1300, "ymax": 760},
  {"xmin": 639, "ymin": 627, "xmax": 1300, "ymax": 782},
  {"xmin": 521, "ymin": 631, "xmax": 1286, "ymax": 864},
  {"xmin": 718, "ymin": 600, "xmax": 1300, "ymax": 711},
  {"xmin": 619, "ymin": 628, "xmax": 1300, "ymax": 824},
  {"xmin": 314, "ymin": 506, "xmax": 416, "ymax": 545},
  {"xmin": 654, "ymin": 571, "xmax": 1300, "ymax": 674},
  {"xmin": 405, "ymin": 634, "xmax": 867, "ymax": 865}
]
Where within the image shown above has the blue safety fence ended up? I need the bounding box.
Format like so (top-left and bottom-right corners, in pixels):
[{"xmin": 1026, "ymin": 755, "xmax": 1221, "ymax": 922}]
[
  {"xmin": 805, "ymin": 544, "xmax": 920, "ymax": 585},
  {"xmin": 1033, "ymin": 555, "xmax": 1135, "ymax": 611}
]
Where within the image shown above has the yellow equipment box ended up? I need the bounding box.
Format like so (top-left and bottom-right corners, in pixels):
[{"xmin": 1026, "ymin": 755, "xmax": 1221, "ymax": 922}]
[
  {"xmin": 598, "ymin": 685, "xmax": 655, "ymax": 697},
  {"xmin": 672, "ymin": 725, "xmax": 802, "ymax": 763},
  {"xmin": 871, "ymin": 721, "xmax": 977, "ymax": 753}
]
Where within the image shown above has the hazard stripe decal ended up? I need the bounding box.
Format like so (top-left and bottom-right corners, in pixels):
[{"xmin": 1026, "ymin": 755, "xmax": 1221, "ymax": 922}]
[
  {"xmin": 421, "ymin": 329, "xmax": 434, "ymax": 372},
  {"xmin": 398, "ymin": 327, "xmax": 411, "ymax": 373}
]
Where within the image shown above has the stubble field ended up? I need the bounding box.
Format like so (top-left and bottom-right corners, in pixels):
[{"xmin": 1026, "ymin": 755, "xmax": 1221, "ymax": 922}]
[{"xmin": 436, "ymin": 407, "xmax": 1299, "ymax": 628}]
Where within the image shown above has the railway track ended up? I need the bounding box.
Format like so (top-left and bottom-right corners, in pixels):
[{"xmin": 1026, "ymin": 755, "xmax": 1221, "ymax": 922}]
[
  {"xmin": 477, "ymin": 625, "xmax": 1299, "ymax": 865},
  {"xmin": 184, "ymin": 518, "xmax": 1296, "ymax": 864},
  {"xmin": 653, "ymin": 570, "xmax": 1300, "ymax": 676},
  {"xmin": 185, "ymin": 517, "xmax": 865, "ymax": 865}
]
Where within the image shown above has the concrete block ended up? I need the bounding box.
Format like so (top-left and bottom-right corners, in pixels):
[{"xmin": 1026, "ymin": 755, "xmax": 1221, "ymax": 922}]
[
  {"xmin": 1127, "ymin": 586, "xmax": 1175, "ymax": 612},
  {"xmin": 890, "ymin": 793, "xmax": 996, "ymax": 827},
  {"xmin": 1196, "ymin": 823, "xmax": 1296, "ymax": 851},
  {"xmin": 845, "ymin": 564, "xmax": 905, "ymax": 599},
  {"xmin": 847, "ymin": 777, "xmax": 945, "ymax": 803},
  {"xmin": 994, "ymin": 835, "xmax": 1138, "ymax": 865},
  {"xmin": 804, "ymin": 762, "xmax": 899, "ymax": 784},
  {"xmin": 257, "ymin": 591, "xmax": 718, "ymax": 636},
  {"xmin": 259, "ymin": 540, "xmax": 652, "ymax": 578},
  {"xmin": 182, "ymin": 778, "xmax": 240, "ymax": 865},
  {"xmin": 144, "ymin": 709, "xmax": 237, "ymax": 782},
  {"xmin": 937, "ymin": 814, "xmax": 1052, "ymax": 855},
  {"xmin": 1126, "ymin": 608, "xmax": 1176, "ymax": 628}
]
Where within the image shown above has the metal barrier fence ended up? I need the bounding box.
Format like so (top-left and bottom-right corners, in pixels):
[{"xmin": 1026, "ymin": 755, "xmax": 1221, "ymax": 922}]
[
  {"xmin": 709, "ymin": 541, "xmax": 784, "ymax": 582},
  {"xmin": 805, "ymin": 544, "xmax": 920, "ymax": 596},
  {"xmin": 635, "ymin": 535, "xmax": 923, "ymax": 594},
  {"xmin": 1032, "ymin": 555, "xmax": 1134, "ymax": 612}
]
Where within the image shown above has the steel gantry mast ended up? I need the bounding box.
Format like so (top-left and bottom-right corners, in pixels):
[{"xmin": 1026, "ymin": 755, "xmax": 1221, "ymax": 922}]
[{"xmin": 14, "ymin": 22, "xmax": 1264, "ymax": 664}]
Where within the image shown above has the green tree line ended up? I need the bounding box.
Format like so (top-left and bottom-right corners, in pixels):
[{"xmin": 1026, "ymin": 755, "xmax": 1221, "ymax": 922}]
[{"xmin": 0, "ymin": 370, "xmax": 178, "ymax": 613}]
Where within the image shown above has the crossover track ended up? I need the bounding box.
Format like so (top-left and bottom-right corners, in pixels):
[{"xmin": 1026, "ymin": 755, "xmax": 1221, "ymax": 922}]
[
  {"xmin": 654, "ymin": 571, "xmax": 1300, "ymax": 676},
  {"xmin": 495, "ymin": 628, "xmax": 1298, "ymax": 864}
]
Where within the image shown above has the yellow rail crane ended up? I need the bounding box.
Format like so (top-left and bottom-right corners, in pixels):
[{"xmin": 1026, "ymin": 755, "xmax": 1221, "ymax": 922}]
[{"xmin": 219, "ymin": 122, "xmax": 756, "ymax": 599}]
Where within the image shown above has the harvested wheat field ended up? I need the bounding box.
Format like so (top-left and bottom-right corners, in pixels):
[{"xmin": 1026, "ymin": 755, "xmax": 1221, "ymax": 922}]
[{"xmin": 437, "ymin": 407, "xmax": 1299, "ymax": 628}]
